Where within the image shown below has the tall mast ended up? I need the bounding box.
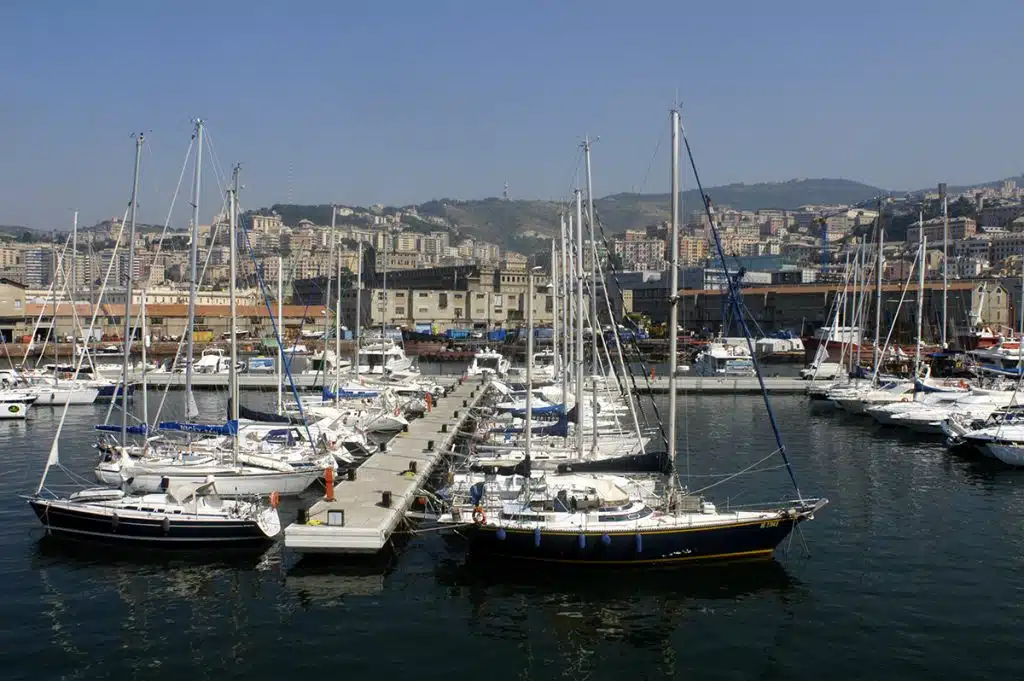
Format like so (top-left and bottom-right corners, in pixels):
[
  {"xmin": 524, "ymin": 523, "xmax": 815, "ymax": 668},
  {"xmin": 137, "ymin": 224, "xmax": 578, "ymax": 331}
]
[
  {"xmin": 559, "ymin": 215, "xmax": 569, "ymax": 410},
  {"xmin": 915, "ymin": 235, "xmax": 926, "ymax": 378},
  {"xmin": 941, "ymin": 186, "xmax": 949, "ymax": 348},
  {"xmin": 668, "ymin": 109, "xmax": 680, "ymax": 481},
  {"xmin": 228, "ymin": 165, "xmax": 240, "ymax": 463},
  {"xmin": 276, "ymin": 255, "xmax": 283, "ymax": 414},
  {"xmin": 334, "ymin": 220, "xmax": 343, "ymax": 403},
  {"xmin": 583, "ymin": 137, "xmax": 599, "ymax": 454},
  {"xmin": 382, "ymin": 229, "xmax": 388, "ymax": 332},
  {"xmin": 550, "ymin": 237, "xmax": 559, "ymax": 391},
  {"xmin": 121, "ymin": 133, "xmax": 143, "ymax": 448},
  {"xmin": 140, "ymin": 291, "xmax": 148, "ymax": 440},
  {"xmin": 525, "ymin": 266, "xmax": 536, "ymax": 462},
  {"xmin": 355, "ymin": 241, "xmax": 363, "ymax": 382},
  {"xmin": 71, "ymin": 211, "xmax": 77, "ymax": 307},
  {"xmin": 565, "ymin": 215, "xmax": 574, "ymax": 398},
  {"xmin": 872, "ymin": 206, "xmax": 884, "ymax": 384},
  {"xmin": 1018, "ymin": 247, "xmax": 1024, "ymax": 371},
  {"xmin": 184, "ymin": 119, "xmax": 204, "ymax": 421},
  {"xmin": 573, "ymin": 189, "xmax": 585, "ymax": 460},
  {"xmin": 322, "ymin": 205, "xmax": 335, "ymax": 387}
]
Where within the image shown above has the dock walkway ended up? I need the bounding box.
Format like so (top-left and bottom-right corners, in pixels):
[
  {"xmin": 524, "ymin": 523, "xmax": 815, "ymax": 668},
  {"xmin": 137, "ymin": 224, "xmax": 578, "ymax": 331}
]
[{"xmin": 284, "ymin": 377, "xmax": 488, "ymax": 554}]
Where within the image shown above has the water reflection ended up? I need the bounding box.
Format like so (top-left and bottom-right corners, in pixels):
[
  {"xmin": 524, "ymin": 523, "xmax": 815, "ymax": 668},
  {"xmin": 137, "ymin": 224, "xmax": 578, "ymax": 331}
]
[{"xmin": 434, "ymin": 556, "xmax": 802, "ymax": 642}]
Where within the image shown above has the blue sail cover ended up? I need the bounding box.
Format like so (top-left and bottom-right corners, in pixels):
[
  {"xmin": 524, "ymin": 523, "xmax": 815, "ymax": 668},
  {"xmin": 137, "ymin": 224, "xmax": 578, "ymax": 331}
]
[
  {"xmin": 95, "ymin": 424, "xmax": 148, "ymax": 435},
  {"xmin": 507, "ymin": 404, "xmax": 566, "ymax": 418},
  {"xmin": 322, "ymin": 387, "xmax": 380, "ymax": 401},
  {"xmin": 157, "ymin": 420, "xmax": 238, "ymax": 435}
]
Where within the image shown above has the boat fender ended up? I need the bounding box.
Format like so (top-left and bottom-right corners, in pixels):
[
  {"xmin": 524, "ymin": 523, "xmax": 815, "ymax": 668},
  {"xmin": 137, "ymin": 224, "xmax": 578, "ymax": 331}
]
[
  {"xmin": 495, "ymin": 528, "xmax": 506, "ymax": 541},
  {"xmin": 534, "ymin": 527, "xmax": 541, "ymax": 547},
  {"xmin": 601, "ymin": 533, "xmax": 611, "ymax": 546},
  {"xmin": 162, "ymin": 517, "xmax": 171, "ymax": 535},
  {"xmin": 635, "ymin": 532, "xmax": 643, "ymax": 554},
  {"xmin": 578, "ymin": 533, "xmax": 586, "ymax": 549},
  {"xmin": 472, "ymin": 506, "xmax": 486, "ymax": 525},
  {"xmin": 269, "ymin": 491, "xmax": 280, "ymax": 509}
]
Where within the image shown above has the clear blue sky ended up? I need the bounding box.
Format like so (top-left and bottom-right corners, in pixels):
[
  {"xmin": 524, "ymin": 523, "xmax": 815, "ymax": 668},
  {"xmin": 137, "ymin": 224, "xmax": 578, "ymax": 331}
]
[{"xmin": 3, "ymin": 0, "xmax": 1023, "ymax": 230}]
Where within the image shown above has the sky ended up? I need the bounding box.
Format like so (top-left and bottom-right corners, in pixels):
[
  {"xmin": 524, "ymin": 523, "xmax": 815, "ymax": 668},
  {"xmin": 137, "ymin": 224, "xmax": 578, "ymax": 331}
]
[{"xmin": 2, "ymin": 0, "xmax": 1023, "ymax": 230}]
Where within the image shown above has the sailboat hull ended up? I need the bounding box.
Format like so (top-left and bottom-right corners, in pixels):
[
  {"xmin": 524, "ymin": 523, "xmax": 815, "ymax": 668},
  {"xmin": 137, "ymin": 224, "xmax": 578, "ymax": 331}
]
[
  {"xmin": 29, "ymin": 499, "xmax": 273, "ymax": 546},
  {"xmin": 121, "ymin": 470, "xmax": 320, "ymax": 497},
  {"xmin": 461, "ymin": 516, "xmax": 800, "ymax": 565}
]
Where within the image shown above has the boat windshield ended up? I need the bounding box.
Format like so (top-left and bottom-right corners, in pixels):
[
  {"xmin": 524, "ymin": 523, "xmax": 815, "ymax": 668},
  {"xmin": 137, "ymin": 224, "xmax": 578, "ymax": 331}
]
[{"xmin": 479, "ymin": 356, "xmax": 500, "ymax": 370}]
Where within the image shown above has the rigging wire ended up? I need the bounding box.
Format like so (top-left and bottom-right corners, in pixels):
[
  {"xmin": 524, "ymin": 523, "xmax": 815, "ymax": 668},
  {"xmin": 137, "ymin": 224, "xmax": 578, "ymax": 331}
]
[{"xmin": 679, "ymin": 115, "xmax": 804, "ymax": 502}]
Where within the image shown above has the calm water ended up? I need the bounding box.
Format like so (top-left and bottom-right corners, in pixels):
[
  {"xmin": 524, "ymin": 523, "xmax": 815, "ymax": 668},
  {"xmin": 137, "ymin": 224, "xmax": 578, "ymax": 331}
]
[{"xmin": 2, "ymin": 391, "xmax": 1023, "ymax": 680}]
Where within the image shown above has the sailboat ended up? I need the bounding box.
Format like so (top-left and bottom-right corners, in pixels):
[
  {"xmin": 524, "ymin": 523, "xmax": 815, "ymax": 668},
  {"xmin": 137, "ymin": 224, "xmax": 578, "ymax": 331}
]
[
  {"xmin": 29, "ymin": 133, "xmax": 281, "ymax": 546},
  {"xmin": 440, "ymin": 112, "xmax": 826, "ymax": 564},
  {"xmin": 91, "ymin": 134, "xmax": 322, "ymax": 498}
]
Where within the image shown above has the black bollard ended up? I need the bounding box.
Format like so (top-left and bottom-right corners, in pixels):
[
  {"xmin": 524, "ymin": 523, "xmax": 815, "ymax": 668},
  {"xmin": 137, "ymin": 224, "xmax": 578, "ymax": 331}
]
[
  {"xmin": 381, "ymin": 490, "xmax": 392, "ymax": 508},
  {"xmin": 427, "ymin": 440, "xmax": 435, "ymax": 451},
  {"xmin": 409, "ymin": 461, "xmax": 418, "ymax": 474},
  {"xmin": 379, "ymin": 442, "xmax": 387, "ymax": 452},
  {"xmin": 347, "ymin": 468, "xmax": 357, "ymax": 481},
  {"xmin": 441, "ymin": 424, "xmax": 448, "ymax": 433}
]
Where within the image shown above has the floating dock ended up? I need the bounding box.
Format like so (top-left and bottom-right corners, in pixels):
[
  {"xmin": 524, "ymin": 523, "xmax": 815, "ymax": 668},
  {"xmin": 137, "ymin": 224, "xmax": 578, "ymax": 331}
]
[
  {"xmin": 635, "ymin": 376, "xmax": 811, "ymax": 394},
  {"xmin": 284, "ymin": 377, "xmax": 488, "ymax": 554}
]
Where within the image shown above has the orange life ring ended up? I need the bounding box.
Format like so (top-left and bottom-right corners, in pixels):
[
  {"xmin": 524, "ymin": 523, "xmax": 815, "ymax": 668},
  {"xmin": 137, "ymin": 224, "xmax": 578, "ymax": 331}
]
[
  {"xmin": 958, "ymin": 380, "xmax": 968, "ymax": 389},
  {"xmin": 269, "ymin": 491, "xmax": 280, "ymax": 508},
  {"xmin": 472, "ymin": 506, "xmax": 486, "ymax": 525}
]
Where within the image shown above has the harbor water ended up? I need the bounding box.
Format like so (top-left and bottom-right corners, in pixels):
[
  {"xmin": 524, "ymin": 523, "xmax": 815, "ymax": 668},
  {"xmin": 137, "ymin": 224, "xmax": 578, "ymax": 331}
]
[{"xmin": 2, "ymin": 391, "xmax": 1023, "ymax": 679}]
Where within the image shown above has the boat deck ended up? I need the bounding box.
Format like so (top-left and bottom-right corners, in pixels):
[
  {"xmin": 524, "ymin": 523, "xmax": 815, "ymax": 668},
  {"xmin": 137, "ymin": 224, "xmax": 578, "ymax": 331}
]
[{"xmin": 284, "ymin": 377, "xmax": 488, "ymax": 554}]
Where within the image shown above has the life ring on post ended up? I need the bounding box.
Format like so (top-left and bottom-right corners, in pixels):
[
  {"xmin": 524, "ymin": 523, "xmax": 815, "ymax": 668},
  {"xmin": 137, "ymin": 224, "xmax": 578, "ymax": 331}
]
[
  {"xmin": 269, "ymin": 491, "xmax": 280, "ymax": 509},
  {"xmin": 472, "ymin": 506, "xmax": 486, "ymax": 525}
]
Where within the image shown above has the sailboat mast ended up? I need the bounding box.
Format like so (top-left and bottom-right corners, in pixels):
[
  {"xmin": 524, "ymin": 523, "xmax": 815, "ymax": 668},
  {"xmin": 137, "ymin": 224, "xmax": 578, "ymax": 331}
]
[
  {"xmin": 140, "ymin": 293, "xmax": 148, "ymax": 439},
  {"xmin": 668, "ymin": 109, "xmax": 680, "ymax": 479},
  {"xmin": 71, "ymin": 211, "xmax": 77, "ymax": 311},
  {"xmin": 559, "ymin": 215, "xmax": 569, "ymax": 409},
  {"xmin": 184, "ymin": 119, "xmax": 204, "ymax": 420},
  {"xmin": 550, "ymin": 237, "xmax": 559, "ymax": 390},
  {"xmin": 334, "ymin": 225, "xmax": 342, "ymax": 403},
  {"xmin": 228, "ymin": 165, "xmax": 240, "ymax": 463},
  {"xmin": 872, "ymin": 208, "xmax": 884, "ymax": 382},
  {"xmin": 276, "ymin": 255, "xmax": 283, "ymax": 414},
  {"xmin": 525, "ymin": 266, "xmax": 536, "ymax": 461},
  {"xmin": 942, "ymin": 188, "xmax": 949, "ymax": 348},
  {"xmin": 583, "ymin": 137, "xmax": 599, "ymax": 454},
  {"xmin": 915, "ymin": 236, "xmax": 926, "ymax": 377},
  {"xmin": 321, "ymin": 205, "xmax": 335, "ymax": 388},
  {"xmin": 574, "ymin": 189, "xmax": 584, "ymax": 460},
  {"xmin": 355, "ymin": 241, "xmax": 362, "ymax": 382},
  {"xmin": 121, "ymin": 133, "xmax": 143, "ymax": 448}
]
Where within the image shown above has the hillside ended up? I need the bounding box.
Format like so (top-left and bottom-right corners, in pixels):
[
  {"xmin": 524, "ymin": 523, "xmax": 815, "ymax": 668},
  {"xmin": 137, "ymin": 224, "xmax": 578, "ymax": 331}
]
[{"xmin": 260, "ymin": 178, "xmax": 889, "ymax": 252}]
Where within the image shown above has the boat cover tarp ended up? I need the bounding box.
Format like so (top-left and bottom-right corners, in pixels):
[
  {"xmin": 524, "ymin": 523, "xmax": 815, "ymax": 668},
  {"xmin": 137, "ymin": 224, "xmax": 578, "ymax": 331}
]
[
  {"xmin": 95, "ymin": 424, "xmax": 148, "ymax": 435},
  {"xmin": 555, "ymin": 449, "xmax": 671, "ymax": 475},
  {"xmin": 158, "ymin": 420, "xmax": 238, "ymax": 436},
  {"xmin": 228, "ymin": 398, "xmax": 304, "ymax": 425}
]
